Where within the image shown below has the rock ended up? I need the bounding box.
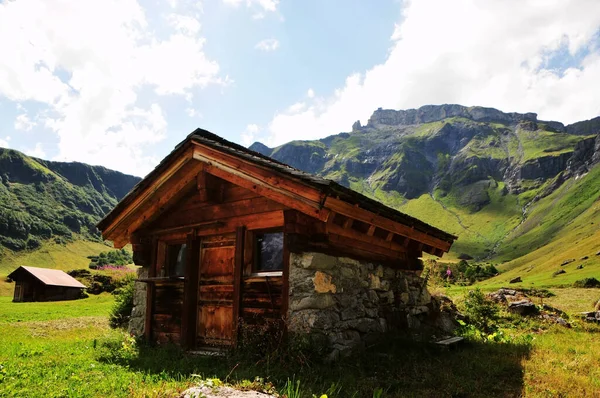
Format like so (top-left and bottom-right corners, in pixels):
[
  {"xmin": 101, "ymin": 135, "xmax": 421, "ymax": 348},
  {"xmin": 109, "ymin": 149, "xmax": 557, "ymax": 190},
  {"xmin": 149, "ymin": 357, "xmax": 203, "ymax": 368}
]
[
  {"xmin": 181, "ymin": 385, "xmax": 275, "ymax": 398},
  {"xmin": 577, "ymin": 264, "xmax": 584, "ymax": 270},
  {"xmin": 509, "ymin": 276, "xmax": 522, "ymax": 284},
  {"xmin": 313, "ymin": 271, "xmax": 337, "ymax": 293},
  {"xmin": 596, "ymin": 251, "xmax": 600, "ymax": 256},
  {"xmin": 508, "ymin": 300, "xmax": 539, "ymax": 316},
  {"xmin": 553, "ymin": 269, "xmax": 566, "ymax": 277},
  {"xmin": 581, "ymin": 256, "xmax": 589, "ymax": 260},
  {"xmin": 352, "ymin": 120, "xmax": 362, "ymax": 130},
  {"xmin": 560, "ymin": 259, "xmax": 575, "ymax": 266},
  {"xmin": 290, "ymin": 294, "xmax": 335, "ymax": 311},
  {"xmin": 595, "ymin": 299, "xmax": 600, "ymax": 312}
]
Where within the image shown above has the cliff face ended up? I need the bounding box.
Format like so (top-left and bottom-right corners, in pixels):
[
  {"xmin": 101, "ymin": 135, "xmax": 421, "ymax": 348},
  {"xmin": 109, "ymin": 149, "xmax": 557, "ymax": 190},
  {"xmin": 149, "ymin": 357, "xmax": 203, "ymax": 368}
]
[
  {"xmin": 0, "ymin": 148, "xmax": 140, "ymax": 252},
  {"xmin": 250, "ymin": 104, "xmax": 600, "ymax": 259}
]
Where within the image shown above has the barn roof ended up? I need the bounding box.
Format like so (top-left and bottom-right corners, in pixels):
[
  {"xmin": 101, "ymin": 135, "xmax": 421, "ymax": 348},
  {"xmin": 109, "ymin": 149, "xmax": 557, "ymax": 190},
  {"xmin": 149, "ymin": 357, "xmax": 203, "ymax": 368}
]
[
  {"xmin": 97, "ymin": 129, "xmax": 457, "ymax": 253},
  {"xmin": 8, "ymin": 266, "xmax": 86, "ymax": 289}
]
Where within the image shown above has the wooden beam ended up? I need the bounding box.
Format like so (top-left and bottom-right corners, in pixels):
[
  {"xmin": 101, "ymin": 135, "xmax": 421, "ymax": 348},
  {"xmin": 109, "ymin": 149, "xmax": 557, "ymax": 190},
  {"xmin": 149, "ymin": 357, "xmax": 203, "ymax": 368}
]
[
  {"xmin": 192, "ymin": 142, "xmax": 324, "ymax": 203},
  {"xmin": 342, "ymin": 217, "xmax": 354, "ymax": 229},
  {"xmin": 328, "ymin": 233, "xmax": 406, "ymax": 262},
  {"xmin": 385, "ymin": 231, "xmax": 394, "ymax": 242},
  {"xmin": 181, "ymin": 233, "xmax": 199, "ymax": 349},
  {"xmin": 194, "ymin": 211, "xmax": 285, "ymax": 237},
  {"xmin": 367, "ymin": 225, "xmax": 376, "ymax": 236},
  {"xmin": 232, "ymin": 227, "xmax": 245, "ymax": 345},
  {"xmin": 327, "ymin": 223, "xmax": 407, "ymax": 255},
  {"xmin": 194, "ymin": 149, "xmax": 330, "ymax": 222},
  {"xmin": 196, "ymin": 168, "xmax": 209, "ymax": 203},
  {"xmin": 154, "ymin": 196, "xmax": 287, "ymax": 231},
  {"xmin": 110, "ymin": 161, "xmax": 202, "ymax": 247},
  {"xmin": 103, "ymin": 147, "xmax": 193, "ymax": 241},
  {"xmin": 324, "ymin": 197, "xmax": 452, "ymax": 252}
]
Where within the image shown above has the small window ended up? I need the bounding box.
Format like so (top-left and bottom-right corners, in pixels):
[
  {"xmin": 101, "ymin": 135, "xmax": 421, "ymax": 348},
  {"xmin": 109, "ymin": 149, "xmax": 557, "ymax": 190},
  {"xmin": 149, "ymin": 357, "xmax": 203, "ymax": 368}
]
[
  {"xmin": 255, "ymin": 232, "xmax": 283, "ymax": 272},
  {"xmin": 166, "ymin": 243, "xmax": 187, "ymax": 277}
]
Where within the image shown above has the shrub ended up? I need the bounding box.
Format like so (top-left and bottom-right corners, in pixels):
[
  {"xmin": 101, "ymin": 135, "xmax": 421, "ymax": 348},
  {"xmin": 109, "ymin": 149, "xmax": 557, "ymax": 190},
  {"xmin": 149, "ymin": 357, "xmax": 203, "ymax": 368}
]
[
  {"xmin": 573, "ymin": 278, "xmax": 600, "ymax": 288},
  {"xmin": 109, "ymin": 274, "xmax": 136, "ymax": 329},
  {"xmin": 463, "ymin": 288, "xmax": 499, "ymax": 333}
]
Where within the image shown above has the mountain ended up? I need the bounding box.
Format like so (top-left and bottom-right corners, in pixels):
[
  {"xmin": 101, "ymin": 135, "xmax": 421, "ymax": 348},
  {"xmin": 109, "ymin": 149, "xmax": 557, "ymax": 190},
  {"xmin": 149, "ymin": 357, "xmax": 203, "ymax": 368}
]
[
  {"xmin": 0, "ymin": 148, "xmax": 140, "ymax": 254},
  {"xmin": 250, "ymin": 104, "xmax": 600, "ymax": 271}
]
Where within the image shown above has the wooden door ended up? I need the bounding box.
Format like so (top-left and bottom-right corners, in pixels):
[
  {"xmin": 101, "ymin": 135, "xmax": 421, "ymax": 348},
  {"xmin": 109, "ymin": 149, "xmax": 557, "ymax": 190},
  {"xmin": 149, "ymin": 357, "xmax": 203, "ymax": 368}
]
[{"xmin": 197, "ymin": 234, "xmax": 236, "ymax": 347}]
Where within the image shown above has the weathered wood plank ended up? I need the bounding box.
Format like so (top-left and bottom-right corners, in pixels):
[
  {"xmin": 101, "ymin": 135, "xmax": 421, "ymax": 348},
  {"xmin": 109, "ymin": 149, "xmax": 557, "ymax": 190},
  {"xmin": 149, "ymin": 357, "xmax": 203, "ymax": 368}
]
[
  {"xmin": 325, "ymin": 197, "xmax": 452, "ymax": 253},
  {"xmin": 327, "ymin": 223, "xmax": 408, "ymax": 254},
  {"xmin": 195, "ymin": 153, "xmax": 329, "ymax": 222},
  {"xmin": 102, "ymin": 146, "xmax": 194, "ymax": 242}
]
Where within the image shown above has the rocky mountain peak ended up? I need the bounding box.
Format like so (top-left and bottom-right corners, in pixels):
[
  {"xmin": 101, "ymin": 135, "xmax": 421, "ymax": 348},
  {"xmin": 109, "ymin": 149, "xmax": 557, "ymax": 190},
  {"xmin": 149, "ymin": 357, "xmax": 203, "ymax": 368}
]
[
  {"xmin": 248, "ymin": 142, "xmax": 273, "ymax": 157},
  {"xmin": 366, "ymin": 104, "xmax": 543, "ymax": 129}
]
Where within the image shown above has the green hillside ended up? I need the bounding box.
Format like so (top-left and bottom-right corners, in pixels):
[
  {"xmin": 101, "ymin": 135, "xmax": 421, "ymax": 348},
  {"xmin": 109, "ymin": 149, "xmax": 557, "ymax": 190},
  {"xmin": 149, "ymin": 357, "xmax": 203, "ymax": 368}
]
[
  {"xmin": 251, "ymin": 105, "xmax": 600, "ymax": 286},
  {"xmin": 0, "ymin": 148, "xmax": 140, "ymax": 295}
]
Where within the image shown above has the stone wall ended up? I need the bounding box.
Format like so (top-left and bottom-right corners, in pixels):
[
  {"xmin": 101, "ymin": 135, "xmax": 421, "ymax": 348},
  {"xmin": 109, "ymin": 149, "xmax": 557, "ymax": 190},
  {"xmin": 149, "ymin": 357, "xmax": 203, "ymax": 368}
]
[
  {"xmin": 288, "ymin": 252, "xmax": 455, "ymax": 360},
  {"xmin": 129, "ymin": 267, "xmax": 148, "ymax": 337}
]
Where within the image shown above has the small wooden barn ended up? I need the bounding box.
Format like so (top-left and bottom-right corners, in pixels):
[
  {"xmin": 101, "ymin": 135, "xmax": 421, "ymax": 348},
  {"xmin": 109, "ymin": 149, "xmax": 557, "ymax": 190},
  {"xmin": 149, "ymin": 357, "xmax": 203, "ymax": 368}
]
[
  {"xmin": 97, "ymin": 130, "xmax": 457, "ymax": 354},
  {"xmin": 8, "ymin": 266, "xmax": 86, "ymax": 302}
]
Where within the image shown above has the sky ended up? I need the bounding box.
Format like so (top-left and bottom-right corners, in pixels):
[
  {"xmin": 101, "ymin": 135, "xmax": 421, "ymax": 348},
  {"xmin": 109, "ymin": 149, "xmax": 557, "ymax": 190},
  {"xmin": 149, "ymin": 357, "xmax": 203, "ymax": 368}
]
[{"xmin": 1, "ymin": 0, "xmax": 600, "ymax": 177}]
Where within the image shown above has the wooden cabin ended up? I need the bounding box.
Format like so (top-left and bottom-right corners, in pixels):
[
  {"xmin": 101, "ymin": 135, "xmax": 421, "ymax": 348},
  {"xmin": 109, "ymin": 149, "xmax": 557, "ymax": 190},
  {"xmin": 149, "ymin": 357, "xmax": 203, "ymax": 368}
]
[
  {"xmin": 97, "ymin": 130, "xmax": 457, "ymax": 353},
  {"xmin": 8, "ymin": 266, "xmax": 86, "ymax": 302}
]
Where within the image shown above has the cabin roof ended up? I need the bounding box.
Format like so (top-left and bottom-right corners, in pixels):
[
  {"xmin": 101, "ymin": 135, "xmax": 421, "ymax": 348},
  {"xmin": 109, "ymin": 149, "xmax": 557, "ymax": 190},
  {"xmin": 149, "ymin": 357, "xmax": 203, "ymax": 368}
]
[
  {"xmin": 98, "ymin": 129, "xmax": 457, "ymax": 246},
  {"xmin": 8, "ymin": 266, "xmax": 86, "ymax": 289}
]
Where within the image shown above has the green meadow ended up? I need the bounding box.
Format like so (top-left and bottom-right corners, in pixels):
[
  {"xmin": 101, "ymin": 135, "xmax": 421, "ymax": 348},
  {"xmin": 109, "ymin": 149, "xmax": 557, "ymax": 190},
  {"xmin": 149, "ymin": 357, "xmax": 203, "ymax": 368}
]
[{"xmin": 1, "ymin": 287, "xmax": 599, "ymax": 397}]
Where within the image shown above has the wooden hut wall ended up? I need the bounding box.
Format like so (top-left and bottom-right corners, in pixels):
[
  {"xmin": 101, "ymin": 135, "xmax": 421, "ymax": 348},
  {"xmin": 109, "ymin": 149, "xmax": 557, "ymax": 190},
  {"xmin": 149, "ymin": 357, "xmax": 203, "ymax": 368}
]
[{"xmin": 143, "ymin": 177, "xmax": 290, "ymax": 347}]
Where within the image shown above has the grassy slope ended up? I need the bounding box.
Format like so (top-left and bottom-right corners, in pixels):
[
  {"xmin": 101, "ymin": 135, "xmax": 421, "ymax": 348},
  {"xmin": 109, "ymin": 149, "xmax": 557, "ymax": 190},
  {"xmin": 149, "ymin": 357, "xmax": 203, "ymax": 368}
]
[{"xmin": 475, "ymin": 164, "xmax": 600, "ymax": 288}]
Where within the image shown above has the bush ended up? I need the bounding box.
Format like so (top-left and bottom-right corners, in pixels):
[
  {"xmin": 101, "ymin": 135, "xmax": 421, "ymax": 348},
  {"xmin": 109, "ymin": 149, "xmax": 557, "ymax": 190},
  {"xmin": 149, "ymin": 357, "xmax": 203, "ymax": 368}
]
[
  {"xmin": 463, "ymin": 288, "xmax": 499, "ymax": 333},
  {"xmin": 109, "ymin": 274, "xmax": 136, "ymax": 328},
  {"xmin": 573, "ymin": 278, "xmax": 600, "ymax": 288}
]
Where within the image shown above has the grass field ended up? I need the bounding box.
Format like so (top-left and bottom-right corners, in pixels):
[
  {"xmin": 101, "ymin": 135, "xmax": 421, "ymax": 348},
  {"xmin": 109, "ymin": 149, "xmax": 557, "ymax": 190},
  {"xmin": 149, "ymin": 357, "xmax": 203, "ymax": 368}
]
[{"xmin": 1, "ymin": 288, "xmax": 599, "ymax": 397}]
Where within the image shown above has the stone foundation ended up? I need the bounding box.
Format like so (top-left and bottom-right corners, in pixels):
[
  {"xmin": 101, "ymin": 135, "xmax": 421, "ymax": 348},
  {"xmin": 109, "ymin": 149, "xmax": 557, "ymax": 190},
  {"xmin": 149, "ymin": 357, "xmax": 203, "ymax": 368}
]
[
  {"xmin": 129, "ymin": 267, "xmax": 148, "ymax": 337},
  {"xmin": 288, "ymin": 252, "xmax": 455, "ymax": 360}
]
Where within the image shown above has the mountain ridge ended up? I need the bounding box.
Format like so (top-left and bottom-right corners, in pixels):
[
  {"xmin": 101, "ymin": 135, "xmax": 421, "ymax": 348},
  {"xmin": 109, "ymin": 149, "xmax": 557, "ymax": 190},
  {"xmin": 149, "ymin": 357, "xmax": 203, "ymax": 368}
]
[
  {"xmin": 0, "ymin": 147, "xmax": 140, "ymax": 253},
  {"xmin": 249, "ymin": 104, "xmax": 600, "ymax": 264}
]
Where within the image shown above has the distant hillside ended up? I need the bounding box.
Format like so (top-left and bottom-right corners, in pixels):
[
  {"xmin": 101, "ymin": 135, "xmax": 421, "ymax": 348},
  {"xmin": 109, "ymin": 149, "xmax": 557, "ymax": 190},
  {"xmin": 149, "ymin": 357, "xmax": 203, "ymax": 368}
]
[
  {"xmin": 250, "ymin": 104, "xmax": 600, "ymax": 274},
  {"xmin": 0, "ymin": 148, "xmax": 140, "ymax": 254}
]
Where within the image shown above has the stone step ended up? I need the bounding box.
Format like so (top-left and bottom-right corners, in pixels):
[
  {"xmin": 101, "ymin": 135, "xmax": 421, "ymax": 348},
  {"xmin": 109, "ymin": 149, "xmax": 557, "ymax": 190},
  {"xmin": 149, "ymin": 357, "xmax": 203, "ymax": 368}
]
[{"xmin": 435, "ymin": 336, "xmax": 465, "ymax": 348}]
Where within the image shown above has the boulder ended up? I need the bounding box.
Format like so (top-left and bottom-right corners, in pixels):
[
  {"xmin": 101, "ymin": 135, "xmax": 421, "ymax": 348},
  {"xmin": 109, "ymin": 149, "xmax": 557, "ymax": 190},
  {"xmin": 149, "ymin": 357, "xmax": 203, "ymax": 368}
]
[
  {"xmin": 581, "ymin": 256, "xmax": 589, "ymax": 260},
  {"xmin": 560, "ymin": 259, "xmax": 575, "ymax": 266},
  {"xmin": 181, "ymin": 386, "xmax": 275, "ymax": 398},
  {"xmin": 553, "ymin": 269, "xmax": 566, "ymax": 277},
  {"xmin": 577, "ymin": 264, "xmax": 584, "ymax": 270},
  {"xmin": 509, "ymin": 276, "xmax": 522, "ymax": 284},
  {"xmin": 508, "ymin": 300, "xmax": 539, "ymax": 316}
]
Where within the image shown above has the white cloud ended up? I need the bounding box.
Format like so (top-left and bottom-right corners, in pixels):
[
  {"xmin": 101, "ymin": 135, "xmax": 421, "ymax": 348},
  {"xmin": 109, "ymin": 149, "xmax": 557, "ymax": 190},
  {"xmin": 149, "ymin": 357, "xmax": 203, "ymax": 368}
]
[
  {"xmin": 0, "ymin": 0, "xmax": 223, "ymax": 176},
  {"xmin": 167, "ymin": 14, "xmax": 202, "ymax": 36},
  {"xmin": 307, "ymin": 88, "xmax": 315, "ymax": 98},
  {"xmin": 14, "ymin": 114, "xmax": 36, "ymax": 131},
  {"xmin": 263, "ymin": 0, "xmax": 600, "ymax": 147},
  {"xmin": 255, "ymin": 38, "xmax": 279, "ymax": 52},
  {"xmin": 223, "ymin": 0, "xmax": 279, "ymax": 12},
  {"xmin": 186, "ymin": 107, "xmax": 202, "ymax": 118},
  {"xmin": 241, "ymin": 123, "xmax": 260, "ymax": 146},
  {"xmin": 25, "ymin": 142, "xmax": 46, "ymax": 158},
  {"xmin": 0, "ymin": 136, "xmax": 10, "ymax": 148}
]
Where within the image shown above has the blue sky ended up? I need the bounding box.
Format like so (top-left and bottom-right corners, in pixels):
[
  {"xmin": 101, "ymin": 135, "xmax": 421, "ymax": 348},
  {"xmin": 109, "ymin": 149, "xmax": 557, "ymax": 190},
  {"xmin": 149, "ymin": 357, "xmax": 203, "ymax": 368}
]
[{"xmin": 1, "ymin": 0, "xmax": 600, "ymax": 177}]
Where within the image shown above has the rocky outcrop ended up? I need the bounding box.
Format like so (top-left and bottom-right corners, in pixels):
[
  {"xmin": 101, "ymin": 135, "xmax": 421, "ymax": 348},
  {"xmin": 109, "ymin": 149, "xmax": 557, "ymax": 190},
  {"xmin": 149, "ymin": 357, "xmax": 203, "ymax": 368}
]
[
  {"xmin": 270, "ymin": 143, "xmax": 328, "ymax": 174},
  {"xmin": 565, "ymin": 116, "xmax": 600, "ymax": 136},
  {"xmin": 287, "ymin": 252, "xmax": 458, "ymax": 360},
  {"xmin": 366, "ymin": 104, "xmax": 540, "ymax": 128},
  {"xmin": 248, "ymin": 142, "xmax": 273, "ymax": 157}
]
